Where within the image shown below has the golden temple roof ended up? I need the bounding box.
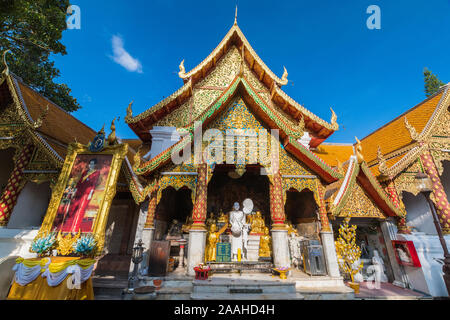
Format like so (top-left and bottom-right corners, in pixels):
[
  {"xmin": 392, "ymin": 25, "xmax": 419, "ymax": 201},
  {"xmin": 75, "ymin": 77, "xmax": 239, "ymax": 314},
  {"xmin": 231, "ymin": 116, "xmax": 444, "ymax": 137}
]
[
  {"xmin": 126, "ymin": 23, "xmax": 338, "ymax": 143},
  {"xmin": 312, "ymin": 143, "xmax": 354, "ymax": 168}
]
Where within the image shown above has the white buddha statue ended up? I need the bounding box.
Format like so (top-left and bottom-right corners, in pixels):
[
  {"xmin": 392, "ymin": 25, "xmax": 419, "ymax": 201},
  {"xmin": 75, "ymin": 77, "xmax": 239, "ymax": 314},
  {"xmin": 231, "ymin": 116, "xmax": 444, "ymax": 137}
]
[
  {"xmin": 366, "ymin": 249, "xmax": 388, "ymax": 288},
  {"xmin": 229, "ymin": 202, "xmax": 246, "ymax": 261}
]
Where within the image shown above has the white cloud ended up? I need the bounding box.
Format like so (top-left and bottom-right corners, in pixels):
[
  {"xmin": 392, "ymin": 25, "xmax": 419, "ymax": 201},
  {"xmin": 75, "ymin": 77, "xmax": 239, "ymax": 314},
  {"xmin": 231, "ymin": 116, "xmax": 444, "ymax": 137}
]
[{"xmin": 110, "ymin": 35, "xmax": 143, "ymax": 73}]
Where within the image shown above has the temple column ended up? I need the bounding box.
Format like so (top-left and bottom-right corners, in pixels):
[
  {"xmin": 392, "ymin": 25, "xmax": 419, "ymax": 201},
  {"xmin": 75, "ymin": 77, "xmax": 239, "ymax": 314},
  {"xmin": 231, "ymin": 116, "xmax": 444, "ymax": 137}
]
[
  {"xmin": 316, "ymin": 183, "xmax": 340, "ymax": 277},
  {"xmin": 421, "ymin": 151, "xmax": 450, "ymax": 234},
  {"xmin": 385, "ymin": 180, "xmax": 412, "ymax": 234},
  {"xmin": 0, "ymin": 145, "xmax": 34, "ymax": 226},
  {"xmin": 187, "ymin": 163, "xmax": 207, "ymax": 276},
  {"xmin": 270, "ymin": 171, "xmax": 290, "ymax": 268}
]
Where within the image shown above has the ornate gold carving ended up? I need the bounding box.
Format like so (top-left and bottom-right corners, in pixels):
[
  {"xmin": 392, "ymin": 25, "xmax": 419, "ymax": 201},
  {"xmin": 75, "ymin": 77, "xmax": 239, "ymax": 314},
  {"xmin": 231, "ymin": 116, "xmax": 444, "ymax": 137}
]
[
  {"xmin": 32, "ymin": 105, "xmax": 49, "ymax": 129},
  {"xmin": 338, "ymin": 183, "xmax": 386, "ymax": 219},
  {"xmin": 429, "ymin": 141, "xmax": 450, "ymax": 176},
  {"xmin": 404, "ymin": 116, "xmax": 420, "ymax": 141},
  {"xmin": 56, "ymin": 230, "xmax": 80, "ymax": 256}
]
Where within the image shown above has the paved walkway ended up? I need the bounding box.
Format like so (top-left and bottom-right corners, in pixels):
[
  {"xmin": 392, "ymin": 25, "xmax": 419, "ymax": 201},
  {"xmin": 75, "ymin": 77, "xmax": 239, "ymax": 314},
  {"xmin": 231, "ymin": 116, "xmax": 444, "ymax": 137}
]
[{"xmin": 354, "ymin": 282, "xmax": 429, "ymax": 300}]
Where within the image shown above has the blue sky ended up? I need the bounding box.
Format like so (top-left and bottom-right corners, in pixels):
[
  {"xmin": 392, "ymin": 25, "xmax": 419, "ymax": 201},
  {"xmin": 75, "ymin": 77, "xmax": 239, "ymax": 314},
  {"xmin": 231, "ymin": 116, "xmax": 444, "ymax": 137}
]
[{"xmin": 52, "ymin": 0, "xmax": 450, "ymax": 143}]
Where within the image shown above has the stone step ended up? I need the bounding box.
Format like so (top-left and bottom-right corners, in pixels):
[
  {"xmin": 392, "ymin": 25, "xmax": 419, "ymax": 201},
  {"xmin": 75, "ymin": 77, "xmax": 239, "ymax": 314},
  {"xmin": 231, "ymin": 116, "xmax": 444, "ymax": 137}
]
[
  {"xmin": 191, "ymin": 292, "xmax": 304, "ymax": 300},
  {"xmin": 192, "ymin": 278, "xmax": 296, "ymax": 295}
]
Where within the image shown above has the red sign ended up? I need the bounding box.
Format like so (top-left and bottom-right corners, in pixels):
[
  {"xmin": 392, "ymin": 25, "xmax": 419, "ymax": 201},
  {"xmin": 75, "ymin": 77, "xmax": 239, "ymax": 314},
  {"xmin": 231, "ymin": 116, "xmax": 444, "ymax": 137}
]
[{"xmin": 392, "ymin": 240, "xmax": 421, "ymax": 267}]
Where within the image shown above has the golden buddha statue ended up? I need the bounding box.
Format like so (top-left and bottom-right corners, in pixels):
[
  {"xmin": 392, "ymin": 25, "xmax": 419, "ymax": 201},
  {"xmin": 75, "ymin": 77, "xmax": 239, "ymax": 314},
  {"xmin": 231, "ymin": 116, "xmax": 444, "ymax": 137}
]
[
  {"xmin": 181, "ymin": 216, "xmax": 193, "ymax": 233},
  {"xmin": 286, "ymin": 221, "xmax": 299, "ymax": 236},
  {"xmin": 205, "ymin": 223, "xmax": 228, "ymax": 262},
  {"xmin": 250, "ymin": 211, "xmax": 265, "ymax": 235},
  {"xmin": 259, "ymin": 227, "xmax": 272, "ymax": 258},
  {"xmin": 206, "ymin": 212, "xmax": 216, "ymax": 227},
  {"xmin": 217, "ymin": 211, "xmax": 228, "ymax": 223}
]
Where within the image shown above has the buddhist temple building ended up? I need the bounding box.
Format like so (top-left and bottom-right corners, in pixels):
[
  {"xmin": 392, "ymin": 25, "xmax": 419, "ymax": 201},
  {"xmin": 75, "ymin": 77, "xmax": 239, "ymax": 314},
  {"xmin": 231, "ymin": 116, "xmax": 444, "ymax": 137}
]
[{"xmin": 0, "ymin": 17, "xmax": 449, "ymax": 299}]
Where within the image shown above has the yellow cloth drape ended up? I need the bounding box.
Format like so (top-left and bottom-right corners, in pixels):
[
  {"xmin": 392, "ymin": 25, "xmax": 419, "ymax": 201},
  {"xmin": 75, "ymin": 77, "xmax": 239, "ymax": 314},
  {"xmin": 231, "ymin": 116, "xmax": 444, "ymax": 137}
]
[{"xmin": 7, "ymin": 257, "xmax": 94, "ymax": 300}]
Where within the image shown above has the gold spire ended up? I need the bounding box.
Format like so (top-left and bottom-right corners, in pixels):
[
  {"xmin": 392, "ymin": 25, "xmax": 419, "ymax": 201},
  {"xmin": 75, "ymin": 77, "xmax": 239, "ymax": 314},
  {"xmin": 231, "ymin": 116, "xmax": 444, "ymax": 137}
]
[
  {"xmin": 2, "ymin": 49, "xmax": 11, "ymax": 76},
  {"xmin": 99, "ymin": 123, "xmax": 105, "ymax": 135},
  {"xmin": 234, "ymin": 5, "xmax": 238, "ymax": 25},
  {"xmin": 355, "ymin": 136, "xmax": 364, "ymax": 163},
  {"xmin": 404, "ymin": 116, "xmax": 420, "ymax": 141},
  {"xmin": 107, "ymin": 117, "xmax": 117, "ymax": 145}
]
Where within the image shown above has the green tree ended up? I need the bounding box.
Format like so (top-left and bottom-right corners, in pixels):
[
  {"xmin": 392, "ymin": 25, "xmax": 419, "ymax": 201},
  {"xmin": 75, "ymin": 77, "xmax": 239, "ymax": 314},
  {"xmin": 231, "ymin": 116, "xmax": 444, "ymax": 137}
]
[
  {"xmin": 424, "ymin": 67, "xmax": 445, "ymax": 98},
  {"xmin": 0, "ymin": 0, "xmax": 80, "ymax": 112}
]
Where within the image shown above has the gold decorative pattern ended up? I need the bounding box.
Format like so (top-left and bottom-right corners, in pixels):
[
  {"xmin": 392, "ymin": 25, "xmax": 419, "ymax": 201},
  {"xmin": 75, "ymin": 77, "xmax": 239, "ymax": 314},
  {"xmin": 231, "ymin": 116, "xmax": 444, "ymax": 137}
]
[
  {"xmin": 338, "ymin": 183, "xmax": 386, "ymax": 219},
  {"xmin": 56, "ymin": 230, "xmax": 80, "ymax": 256}
]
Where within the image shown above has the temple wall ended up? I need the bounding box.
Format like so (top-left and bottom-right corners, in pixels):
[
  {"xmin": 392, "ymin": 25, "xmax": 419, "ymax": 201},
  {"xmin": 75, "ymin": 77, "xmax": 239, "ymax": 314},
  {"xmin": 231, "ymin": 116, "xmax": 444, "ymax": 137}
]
[
  {"xmin": 7, "ymin": 181, "xmax": 51, "ymax": 229},
  {"xmin": 403, "ymin": 192, "xmax": 437, "ymax": 235}
]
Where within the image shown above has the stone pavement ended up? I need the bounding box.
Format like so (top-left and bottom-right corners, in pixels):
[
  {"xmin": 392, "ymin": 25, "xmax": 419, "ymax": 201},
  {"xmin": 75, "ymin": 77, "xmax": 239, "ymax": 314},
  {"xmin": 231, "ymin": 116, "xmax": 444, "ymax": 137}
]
[{"xmin": 354, "ymin": 282, "xmax": 430, "ymax": 300}]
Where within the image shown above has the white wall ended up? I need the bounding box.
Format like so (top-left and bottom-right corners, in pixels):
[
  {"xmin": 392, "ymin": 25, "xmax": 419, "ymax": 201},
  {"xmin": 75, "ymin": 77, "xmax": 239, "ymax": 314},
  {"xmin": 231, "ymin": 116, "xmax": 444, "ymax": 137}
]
[
  {"xmin": 399, "ymin": 233, "xmax": 450, "ymax": 297},
  {"xmin": 403, "ymin": 192, "xmax": 437, "ymax": 235},
  {"xmin": 7, "ymin": 181, "xmax": 51, "ymax": 229},
  {"xmin": 145, "ymin": 126, "xmax": 180, "ymax": 160}
]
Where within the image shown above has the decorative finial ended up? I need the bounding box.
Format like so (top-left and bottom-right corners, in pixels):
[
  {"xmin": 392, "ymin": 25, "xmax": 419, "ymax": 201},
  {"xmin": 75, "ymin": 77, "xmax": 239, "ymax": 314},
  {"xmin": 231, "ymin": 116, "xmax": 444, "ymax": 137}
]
[
  {"xmin": 377, "ymin": 146, "xmax": 388, "ymax": 175},
  {"xmin": 133, "ymin": 145, "xmax": 143, "ymax": 171},
  {"xmin": 281, "ymin": 67, "xmax": 288, "ymax": 83},
  {"xmin": 355, "ymin": 136, "xmax": 364, "ymax": 163},
  {"xmin": 32, "ymin": 105, "xmax": 49, "ymax": 129},
  {"xmin": 2, "ymin": 49, "xmax": 11, "ymax": 76},
  {"xmin": 330, "ymin": 107, "xmax": 338, "ymax": 126},
  {"xmin": 107, "ymin": 117, "xmax": 117, "ymax": 145},
  {"xmin": 404, "ymin": 116, "xmax": 420, "ymax": 141},
  {"xmin": 234, "ymin": 5, "xmax": 238, "ymax": 25},
  {"xmin": 125, "ymin": 101, "xmax": 133, "ymax": 121},
  {"xmin": 336, "ymin": 157, "xmax": 344, "ymax": 175},
  {"xmin": 99, "ymin": 123, "xmax": 105, "ymax": 135},
  {"xmin": 178, "ymin": 59, "xmax": 186, "ymax": 78}
]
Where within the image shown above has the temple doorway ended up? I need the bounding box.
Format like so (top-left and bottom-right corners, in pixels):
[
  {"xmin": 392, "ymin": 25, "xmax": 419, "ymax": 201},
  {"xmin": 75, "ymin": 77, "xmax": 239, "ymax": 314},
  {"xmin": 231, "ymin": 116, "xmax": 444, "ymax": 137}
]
[
  {"xmin": 331, "ymin": 218, "xmax": 395, "ymax": 284},
  {"xmin": 207, "ymin": 165, "xmax": 270, "ymax": 221},
  {"xmin": 153, "ymin": 187, "xmax": 193, "ymax": 274},
  {"xmin": 284, "ymin": 189, "xmax": 320, "ymax": 240}
]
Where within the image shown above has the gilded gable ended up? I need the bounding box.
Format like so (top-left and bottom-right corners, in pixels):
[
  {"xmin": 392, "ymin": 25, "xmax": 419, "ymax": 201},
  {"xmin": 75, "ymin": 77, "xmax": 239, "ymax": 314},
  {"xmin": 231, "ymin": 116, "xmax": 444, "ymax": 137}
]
[{"xmin": 340, "ymin": 183, "xmax": 385, "ymax": 219}]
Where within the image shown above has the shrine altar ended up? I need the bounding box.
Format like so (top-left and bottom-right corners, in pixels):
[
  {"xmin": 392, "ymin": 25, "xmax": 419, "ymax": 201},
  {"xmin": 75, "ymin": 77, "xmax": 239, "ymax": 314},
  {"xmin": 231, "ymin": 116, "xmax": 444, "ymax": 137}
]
[{"xmin": 7, "ymin": 256, "xmax": 95, "ymax": 300}]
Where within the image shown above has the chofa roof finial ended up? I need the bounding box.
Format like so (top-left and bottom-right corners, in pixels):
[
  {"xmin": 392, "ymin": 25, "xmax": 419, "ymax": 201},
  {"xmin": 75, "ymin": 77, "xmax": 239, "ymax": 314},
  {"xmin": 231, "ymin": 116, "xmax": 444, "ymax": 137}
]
[{"xmin": 2, "ymin": 49, "xmax": 11, "ymax": 76}]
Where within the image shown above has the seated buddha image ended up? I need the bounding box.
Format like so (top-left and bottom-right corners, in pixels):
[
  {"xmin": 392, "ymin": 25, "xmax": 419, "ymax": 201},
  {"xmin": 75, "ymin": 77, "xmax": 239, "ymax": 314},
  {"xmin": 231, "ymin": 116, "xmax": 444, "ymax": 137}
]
[
  {"xmin": 250, "ymin": 211, "xmax": 265, "ymax": 235},
  {"xmin": 217, "ymin": 211, "xmax": 229, "ymax": 223}
]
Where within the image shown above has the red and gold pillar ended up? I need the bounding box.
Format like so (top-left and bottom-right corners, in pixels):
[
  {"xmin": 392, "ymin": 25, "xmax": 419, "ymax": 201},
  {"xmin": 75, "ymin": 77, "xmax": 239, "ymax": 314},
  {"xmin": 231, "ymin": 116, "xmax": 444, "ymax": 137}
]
[
  {"xmin": 270, "ymin": 171, "xmax": 286, "ymax": 228},
  {"xmin": 421, "ymin": 151, "xmax": 450, "ymax": 234},
  {"xmin": 191, "ymin": 163, "xmax": 207, "ymax": 230},
  {"xmin": 385, "ymin": 180, "xmax": 411, "ymax": 234},
  {"xmin": 316, "ymin": 183, "xmax": 331, "ymax": 232},
  {"xmin": 0, "ymin": 145, "xmax": 34, "ymax": 226},
  {"xmin": 144, "ymin": 184, "xmax": 158, "ymax": 229}
]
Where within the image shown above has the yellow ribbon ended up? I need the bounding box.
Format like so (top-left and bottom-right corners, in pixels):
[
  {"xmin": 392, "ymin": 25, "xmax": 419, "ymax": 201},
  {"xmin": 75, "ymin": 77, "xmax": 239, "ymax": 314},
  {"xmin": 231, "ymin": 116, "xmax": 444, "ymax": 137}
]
[
  {"xmin": 48, "ymin": 259, "xmax": 96, "ymax": 273},
  {"xmin": 16, "ymin": 257, "xmax": 51, "ymax": 269}
]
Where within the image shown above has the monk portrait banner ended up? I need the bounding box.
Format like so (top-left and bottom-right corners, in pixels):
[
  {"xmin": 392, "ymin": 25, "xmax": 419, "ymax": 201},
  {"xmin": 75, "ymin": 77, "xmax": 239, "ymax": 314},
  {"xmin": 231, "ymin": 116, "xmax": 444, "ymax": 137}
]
[{"xmin": 52, "ymin": 154, "xmax": 113, "ymax": 233}]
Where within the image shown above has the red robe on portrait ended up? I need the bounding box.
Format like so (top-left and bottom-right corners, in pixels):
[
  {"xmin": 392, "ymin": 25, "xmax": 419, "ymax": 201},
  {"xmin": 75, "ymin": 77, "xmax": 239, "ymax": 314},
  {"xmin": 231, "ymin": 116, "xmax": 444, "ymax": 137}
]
[{"xmin": 61, "ymin": 169, "xmax": 100, "ymax": 233}]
